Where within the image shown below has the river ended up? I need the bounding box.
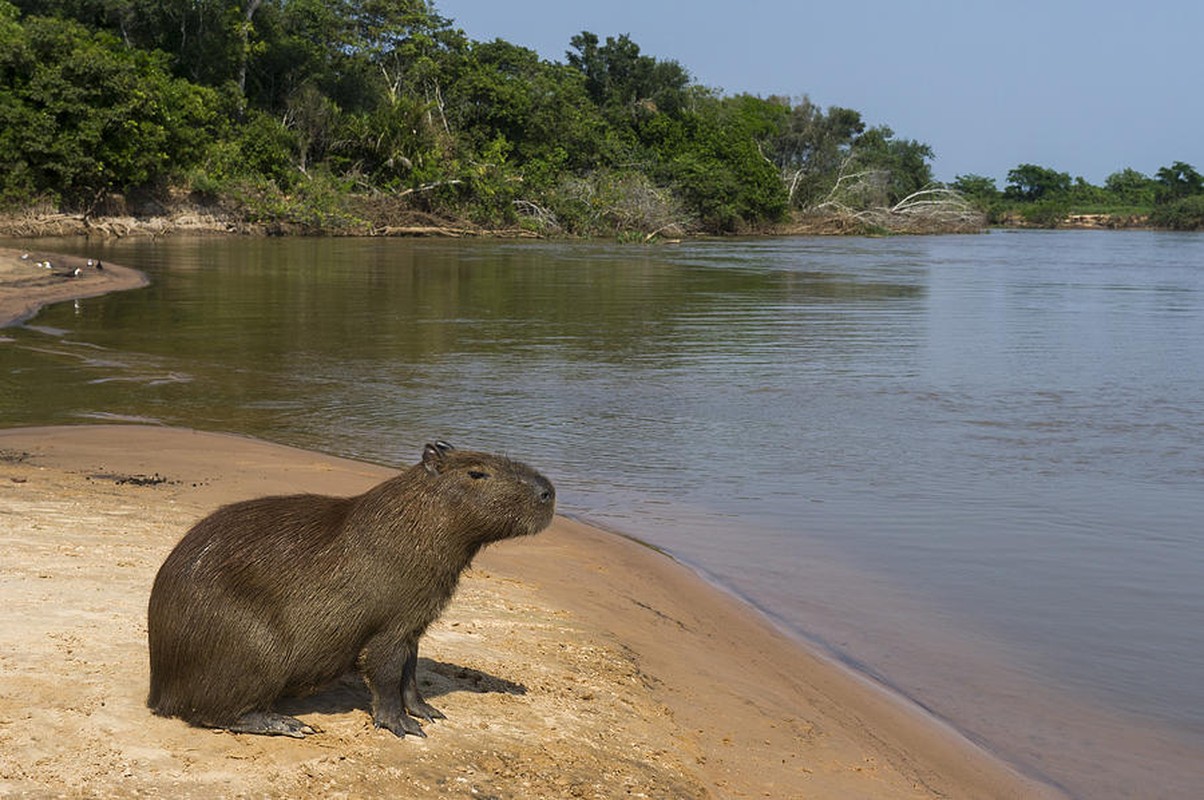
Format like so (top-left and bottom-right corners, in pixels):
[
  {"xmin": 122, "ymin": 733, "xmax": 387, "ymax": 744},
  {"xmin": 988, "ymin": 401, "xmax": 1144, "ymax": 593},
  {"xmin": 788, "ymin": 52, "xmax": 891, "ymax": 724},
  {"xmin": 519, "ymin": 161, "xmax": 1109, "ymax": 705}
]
[{"xmin": 2, "ymin": 230, "xmax": 1202, "ymax": 798}]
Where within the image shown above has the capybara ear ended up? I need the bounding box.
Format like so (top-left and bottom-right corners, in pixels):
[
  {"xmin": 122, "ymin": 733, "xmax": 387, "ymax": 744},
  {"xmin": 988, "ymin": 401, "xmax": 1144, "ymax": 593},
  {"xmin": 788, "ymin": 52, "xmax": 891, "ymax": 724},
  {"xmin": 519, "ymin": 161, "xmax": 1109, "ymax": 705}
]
[{"xmin": 422, "ymin": 442, "xmax": 452, "ymax": 473}]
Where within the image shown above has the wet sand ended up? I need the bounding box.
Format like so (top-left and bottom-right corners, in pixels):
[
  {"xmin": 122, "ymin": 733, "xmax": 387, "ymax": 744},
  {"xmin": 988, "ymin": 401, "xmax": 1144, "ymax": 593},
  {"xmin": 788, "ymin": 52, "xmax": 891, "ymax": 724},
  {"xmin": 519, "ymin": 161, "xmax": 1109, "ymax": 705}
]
[
  {"xmin": 0, "ymin": 250, "xmax": 1063, "ymax": 797},
  {"xmin": 0, "ymin": 247, "xmax": 147, "ymax": 328}
]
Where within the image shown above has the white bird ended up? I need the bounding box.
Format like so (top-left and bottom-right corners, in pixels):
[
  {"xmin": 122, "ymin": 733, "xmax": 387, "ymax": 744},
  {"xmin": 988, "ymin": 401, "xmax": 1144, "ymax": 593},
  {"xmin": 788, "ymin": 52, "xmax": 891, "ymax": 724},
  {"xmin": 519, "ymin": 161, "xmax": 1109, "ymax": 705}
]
[
  {"xmin": 72, "ymin": 267, "xmax": 82, "ymax": 277},
  {"xmin": 20, "ymin": 253, "xmax": 29, "ymax": 260}
]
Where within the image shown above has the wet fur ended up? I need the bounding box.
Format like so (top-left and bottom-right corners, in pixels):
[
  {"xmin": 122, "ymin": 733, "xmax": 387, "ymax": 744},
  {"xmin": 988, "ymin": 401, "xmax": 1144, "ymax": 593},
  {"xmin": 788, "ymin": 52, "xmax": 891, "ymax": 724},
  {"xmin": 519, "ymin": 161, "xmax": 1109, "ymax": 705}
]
[{"xmin": 147, "ymin": 443, "xmax": 555, "ymax": 737}]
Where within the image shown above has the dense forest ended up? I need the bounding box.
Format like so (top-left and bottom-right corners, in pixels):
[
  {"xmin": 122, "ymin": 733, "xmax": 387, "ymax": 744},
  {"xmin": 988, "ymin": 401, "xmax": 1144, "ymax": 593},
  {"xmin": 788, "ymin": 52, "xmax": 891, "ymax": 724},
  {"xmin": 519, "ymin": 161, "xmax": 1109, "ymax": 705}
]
[{"xmin": 1, "ymin": 0, "xmax": 1201, "ymax": 235}]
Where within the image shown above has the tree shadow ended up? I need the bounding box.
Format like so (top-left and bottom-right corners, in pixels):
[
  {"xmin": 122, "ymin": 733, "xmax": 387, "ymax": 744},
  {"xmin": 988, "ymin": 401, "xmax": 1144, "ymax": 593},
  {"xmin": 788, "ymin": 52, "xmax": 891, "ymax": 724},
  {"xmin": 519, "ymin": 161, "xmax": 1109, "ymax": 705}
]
[{"xmin": 278, "ymin": 658, "xmax": 527, "ymax": 717}]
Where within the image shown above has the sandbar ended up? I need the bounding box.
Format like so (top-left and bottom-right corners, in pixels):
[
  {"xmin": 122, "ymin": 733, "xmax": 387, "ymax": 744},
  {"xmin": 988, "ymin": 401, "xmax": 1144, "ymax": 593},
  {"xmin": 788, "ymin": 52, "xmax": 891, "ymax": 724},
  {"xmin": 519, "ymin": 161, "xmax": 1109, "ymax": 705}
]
[
  {"xmin": 0, "ymin": 424, "xmax": 1064, "ymax": 798},
  {"xmin": 0, "ymin": 247, "xmax": 147, "ymax": 328}
]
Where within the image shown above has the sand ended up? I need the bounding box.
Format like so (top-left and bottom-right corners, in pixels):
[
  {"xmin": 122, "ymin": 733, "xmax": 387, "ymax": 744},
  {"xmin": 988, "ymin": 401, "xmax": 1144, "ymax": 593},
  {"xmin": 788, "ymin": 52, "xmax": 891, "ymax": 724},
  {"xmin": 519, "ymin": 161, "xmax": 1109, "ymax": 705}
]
[
  {"xmin": 0, "ymin": 249, "xmax": 1064, "ymax": 798},
  {"xmin": 0, "ymin": 247, "xmax": 148, "ymax": 328}
]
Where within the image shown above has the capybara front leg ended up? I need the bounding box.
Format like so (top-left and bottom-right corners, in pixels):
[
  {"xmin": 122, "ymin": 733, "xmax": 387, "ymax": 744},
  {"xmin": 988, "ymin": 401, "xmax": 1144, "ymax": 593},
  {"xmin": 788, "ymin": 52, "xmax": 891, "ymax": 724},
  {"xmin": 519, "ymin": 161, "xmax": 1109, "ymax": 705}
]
[
  {"xmin": 362, "ymin": 637, "xmax": 426, "ymax": 737},
  {"xmin": 402, "ymin": 644, "xmax": 445, "ymax": 722},
  {"xmin": 227, "ymin": 710, "xmax": 316, "ymax": 738}
]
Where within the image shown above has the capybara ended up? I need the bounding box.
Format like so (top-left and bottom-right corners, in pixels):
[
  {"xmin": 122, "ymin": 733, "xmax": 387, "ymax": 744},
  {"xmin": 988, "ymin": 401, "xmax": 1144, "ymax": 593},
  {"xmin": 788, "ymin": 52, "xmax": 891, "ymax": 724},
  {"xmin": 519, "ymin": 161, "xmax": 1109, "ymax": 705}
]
[{"xmin": 147, "ymin": 441, "xmax": 555, "ymax": 738}]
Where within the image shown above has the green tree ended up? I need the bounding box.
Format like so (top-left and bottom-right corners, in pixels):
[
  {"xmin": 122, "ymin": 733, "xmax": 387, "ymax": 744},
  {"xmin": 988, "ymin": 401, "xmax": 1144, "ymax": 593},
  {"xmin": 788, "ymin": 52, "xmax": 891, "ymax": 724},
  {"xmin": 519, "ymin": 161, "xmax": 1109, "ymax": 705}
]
[
  {"xmin": 0, "ymin": 8, "xmax": 223, "ymax": 207},
  {"xmin": 764, "ymin": 96, "xmax": 865, "ymax": 208},
  {"xmin": 849, "ymin": 125, "xmax": 934, "ymax": 205},
  {"xmin": 1103, "ymin": 167, "xmax": 1155, "ymax": 206},
  {"xmin": 1149, "ymin": 195, "xmax": 1204, "ymax": 230},
  {"xmin": 658, "ymin": 93, "xmax": 788, "ymax": 231},
  {"xmin": 345, "ymin": 0, "xmax": 465, "ymax": 110},
  {"xmin": 566, "ymin": 31, "xmax": 690, "ymax": 121},
  {"xmin": 1154, "ymin": 161, "xmax": 1203, "ymax": 203},
  {"xmin": 1004, "ymin": 163, "xmax": 1071, "ymax": 201},
  {"xmin": 1065, "ymin": 176, "xmax": 1110, "ymax": 208},
  {"xmin": 243, "ymin": 0, "xmax": 361, "ymax": 114},
  {"xmin": 952, "ymin": 174, "xmax": 998, "ymax": 199},
  {"xmin": 328, "ymin": 95, "xmax": 434, "ymax": 188},
  {"xmin": 446, "ymin": 38, "xmax": 606, "ymax": 176}
]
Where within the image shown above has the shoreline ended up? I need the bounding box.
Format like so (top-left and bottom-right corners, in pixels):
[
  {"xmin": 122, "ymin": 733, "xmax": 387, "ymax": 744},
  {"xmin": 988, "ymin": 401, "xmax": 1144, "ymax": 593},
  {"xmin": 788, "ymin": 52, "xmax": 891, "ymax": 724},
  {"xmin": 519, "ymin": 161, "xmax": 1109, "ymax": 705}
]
[
  {"xmin": 0, "ymin": 246, "xmax": 148, "ymax": 328},
  {"xmin": 0, "ymin": 424, "xmax": 1064, "ymax": 798},
  {"xmin": 1, "ymin": 206, "xmax": 1162, "ymax": 245}
]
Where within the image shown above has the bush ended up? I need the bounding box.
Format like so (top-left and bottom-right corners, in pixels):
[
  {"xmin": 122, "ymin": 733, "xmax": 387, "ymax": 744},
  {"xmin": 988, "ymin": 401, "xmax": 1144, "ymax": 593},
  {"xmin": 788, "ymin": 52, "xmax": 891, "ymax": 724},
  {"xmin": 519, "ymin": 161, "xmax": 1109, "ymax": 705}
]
[
  {"xmin": 1021, "ymin": 198, "xmax": 1071, "ymax": 228},
  {"xmin": 1150, "ymin": 195, "xmax": 1204, "ymax": 230},
  {"xmin": 538, "ymin": 169, "xmax": 689, "ymax": 236}
]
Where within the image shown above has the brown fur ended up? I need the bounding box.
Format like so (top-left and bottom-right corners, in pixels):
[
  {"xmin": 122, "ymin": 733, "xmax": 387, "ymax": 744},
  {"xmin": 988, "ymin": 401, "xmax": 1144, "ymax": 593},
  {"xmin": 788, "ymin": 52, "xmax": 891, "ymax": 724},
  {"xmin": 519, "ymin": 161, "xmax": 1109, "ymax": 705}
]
[{"xmin": 146, "ymin": 442, "xmax": 555, "ymax": 738}]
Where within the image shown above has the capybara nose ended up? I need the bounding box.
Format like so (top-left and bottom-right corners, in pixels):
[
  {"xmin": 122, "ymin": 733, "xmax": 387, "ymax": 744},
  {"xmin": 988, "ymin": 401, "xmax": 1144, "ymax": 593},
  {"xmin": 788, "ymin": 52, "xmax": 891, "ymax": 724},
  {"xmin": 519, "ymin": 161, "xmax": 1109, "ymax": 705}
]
[{"xmin": 535, "ymin": 477, "xmax": 555, "ymax": 505}]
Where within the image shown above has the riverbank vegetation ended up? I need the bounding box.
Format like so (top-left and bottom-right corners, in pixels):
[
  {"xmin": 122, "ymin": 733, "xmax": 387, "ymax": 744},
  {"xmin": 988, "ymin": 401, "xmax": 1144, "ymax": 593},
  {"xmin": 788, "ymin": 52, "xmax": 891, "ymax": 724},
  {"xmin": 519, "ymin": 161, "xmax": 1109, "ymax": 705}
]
[
  {"xmin": 1, "ymin": 1, "xmax": 1200, "ymax": 237},
  {"xmin": 952, "ymin": 161, "xmax": 1204, "ymax": 231}
]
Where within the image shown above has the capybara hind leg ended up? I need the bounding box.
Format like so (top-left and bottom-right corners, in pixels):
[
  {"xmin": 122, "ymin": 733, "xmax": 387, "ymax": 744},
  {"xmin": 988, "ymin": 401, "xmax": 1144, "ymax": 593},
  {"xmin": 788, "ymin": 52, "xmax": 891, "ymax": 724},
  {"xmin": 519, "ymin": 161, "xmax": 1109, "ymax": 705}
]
[
  {"xmin": 227, "ymin": 711, "xmax": 316, "ymax": 738},
  {"xmin": 402, "ymin": 645, "xmax": 445, "ymax": 722}
]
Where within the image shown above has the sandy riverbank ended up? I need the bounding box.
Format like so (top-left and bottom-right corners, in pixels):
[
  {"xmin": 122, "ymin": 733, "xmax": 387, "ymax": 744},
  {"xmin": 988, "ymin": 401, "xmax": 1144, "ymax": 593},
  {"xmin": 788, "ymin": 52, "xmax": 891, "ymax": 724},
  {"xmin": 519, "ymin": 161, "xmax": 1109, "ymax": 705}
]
[
  {"xmin": 0, "ymin": 425, "xmax": 1063, "ymax": 799},
  {"xmin": 0, "ymin": 247, "xmax": 147, "ymax": 328}
]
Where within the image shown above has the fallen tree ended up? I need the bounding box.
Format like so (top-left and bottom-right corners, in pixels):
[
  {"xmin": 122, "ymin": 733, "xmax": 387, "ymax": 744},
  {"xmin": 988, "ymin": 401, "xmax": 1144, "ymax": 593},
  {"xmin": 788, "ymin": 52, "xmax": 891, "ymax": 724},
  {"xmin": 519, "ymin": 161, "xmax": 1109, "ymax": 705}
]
[{"xmin": 802, "ymin": 169, "xmax": 985, "ymax": 233}]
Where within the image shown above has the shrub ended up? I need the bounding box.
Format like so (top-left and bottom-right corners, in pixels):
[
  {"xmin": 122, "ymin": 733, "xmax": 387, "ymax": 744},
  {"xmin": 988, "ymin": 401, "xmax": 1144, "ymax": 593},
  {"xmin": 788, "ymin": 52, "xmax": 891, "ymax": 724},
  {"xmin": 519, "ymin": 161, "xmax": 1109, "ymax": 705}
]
[{"xmin": 1150, "ymin": 195, "xmax": 1204, "ymax": 230}]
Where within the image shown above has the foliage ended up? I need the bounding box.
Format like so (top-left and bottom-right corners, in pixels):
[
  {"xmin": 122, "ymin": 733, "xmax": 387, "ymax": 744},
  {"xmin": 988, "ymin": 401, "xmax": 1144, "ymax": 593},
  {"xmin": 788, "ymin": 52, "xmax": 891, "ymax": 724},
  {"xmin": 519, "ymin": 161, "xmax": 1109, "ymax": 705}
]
[
  {"xmin": 566, "ymin": 31, "xmax": 690, "ymax": 120},
  {"xmin": 1019, "ymin": 198, "xmax": 1071, "ymax": 228},
  {"xmin": 537, "ymin": 169, "xmax": 687, "ymax": 236},
  {"xmin": 0, "ymin": 5, "xmax": 224, "ymax": 209},
  {"xmin": 985, "ymin": 161, "xmax": 1202, "ymax": 227},
  {"xmin": 847, "ymin": 125, "xmax": 934, "ymax": 205},
  {"xmin": 951, "ymin": 174, "xmax": 998, "ymax": 199},
  {"xmin": 652, "ymin": 94, "xmax": 788, "ymax": 231},
  {"xmin": 763, "ymin": 96, "xmax": 866, "ymax": 208},
  {"xmin": 1004, "ymin": 164, "xmax": 1071, "ymax": 202},
  {"xmin": 10, "ymin": 1, "xmax": 1189, "ymax": 235},
  {"xmin": 0, "ymin": 0, "xmax": 948, "ymax": 233},
  {"xmin": 1154, "ymin": 161, "xmax": 1203, "ymax": 204},
  {"xmin": 1104, "ymin": 168, "xmax": 1156, "ymax": 206},
  {"xmin": 1149, "ymin": 195, "xmax": 1204, "ymax": 230}
]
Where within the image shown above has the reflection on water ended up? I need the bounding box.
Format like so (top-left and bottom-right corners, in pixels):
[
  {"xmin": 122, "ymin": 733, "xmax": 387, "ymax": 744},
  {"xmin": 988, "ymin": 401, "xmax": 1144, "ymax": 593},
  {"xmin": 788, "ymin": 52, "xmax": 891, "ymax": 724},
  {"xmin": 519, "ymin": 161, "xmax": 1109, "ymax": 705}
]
[{"xmin": 3, "ymin": 230, "xmax": 1204, "ymax": 798}]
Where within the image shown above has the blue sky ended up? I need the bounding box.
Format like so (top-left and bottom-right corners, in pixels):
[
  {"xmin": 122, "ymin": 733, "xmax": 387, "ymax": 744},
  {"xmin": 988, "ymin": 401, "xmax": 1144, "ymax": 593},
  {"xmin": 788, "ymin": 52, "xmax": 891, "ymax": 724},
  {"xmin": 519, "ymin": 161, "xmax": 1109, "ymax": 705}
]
[{"xmin": 435, "ymin": 0, "xmax": 1203, "ymax": 186}]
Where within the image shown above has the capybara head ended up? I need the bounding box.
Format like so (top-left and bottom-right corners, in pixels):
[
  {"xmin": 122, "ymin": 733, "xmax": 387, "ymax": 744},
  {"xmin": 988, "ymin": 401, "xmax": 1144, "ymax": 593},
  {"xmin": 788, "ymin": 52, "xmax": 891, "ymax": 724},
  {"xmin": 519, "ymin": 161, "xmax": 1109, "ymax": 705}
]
[{"xmin": 416, "ymin": 441, "xmax": 556, "ymax": 543}]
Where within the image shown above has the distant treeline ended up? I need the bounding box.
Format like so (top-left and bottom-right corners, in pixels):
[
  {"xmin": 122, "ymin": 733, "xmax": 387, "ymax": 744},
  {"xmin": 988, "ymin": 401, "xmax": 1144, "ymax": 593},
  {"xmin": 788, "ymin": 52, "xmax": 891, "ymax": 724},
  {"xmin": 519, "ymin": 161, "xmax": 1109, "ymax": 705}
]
[
  {"xmin": 953, "ymin": 162, "xmax": 1204, "ymax": 230},
  {"xmin": 1, "ymin": 1, "xmax": 1200, "ymax": 235}
]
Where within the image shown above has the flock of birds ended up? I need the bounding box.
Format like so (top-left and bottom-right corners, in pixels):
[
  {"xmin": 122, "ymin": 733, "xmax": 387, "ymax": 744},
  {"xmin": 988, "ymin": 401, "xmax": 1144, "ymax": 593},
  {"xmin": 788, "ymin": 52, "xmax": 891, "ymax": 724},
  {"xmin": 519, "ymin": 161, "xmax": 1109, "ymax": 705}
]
[{"xmin": 20, "ymin": 251, "xmax": 103, "ymax": 278}]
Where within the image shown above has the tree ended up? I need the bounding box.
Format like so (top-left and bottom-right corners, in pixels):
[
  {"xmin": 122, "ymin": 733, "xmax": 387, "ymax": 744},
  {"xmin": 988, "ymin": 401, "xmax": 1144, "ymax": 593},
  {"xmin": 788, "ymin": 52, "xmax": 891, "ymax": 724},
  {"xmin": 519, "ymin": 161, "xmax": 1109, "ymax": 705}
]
[
  {"xmin": 1004, "ymin": 164, "xmax": 1071, "ymax": 202},
  {"xmin": 0, "ymin": 2, "xmax": 953, "ymax": 233},
  {"xmin": 764, "ymin": 96, "xmax": 865, "ymax": 208},
  {"xmin": 952, "ymin": 174, "xmax": 998, "ymax": 199},
  {"xmin": 566, "ymin": 31, "xmax": 690, "ymax": 120},
  {"xmin": 1103, "ymin": 167, "xmax": 1155, "ymax": 206},
  {"xmin": 848, "ymin": 125, "xmax": 934, "ymax": 205},
  {"xmin": 0, "ymin": 9, "xmax": 223, "ymax": 208},
  {"xmin": 446, "ymin": 38, "xmax": 606, "ymax": 174},
  {"xmin": 1154, "ymin": 161, "xmax": 1203, "ymax": 203},
  {"xmin": 658, "ymin": 93, "xmax": 788, "ymax": 231},
  {"xmin": 344, "ymin": 0, "xmax": 465, "ymax": 133}
]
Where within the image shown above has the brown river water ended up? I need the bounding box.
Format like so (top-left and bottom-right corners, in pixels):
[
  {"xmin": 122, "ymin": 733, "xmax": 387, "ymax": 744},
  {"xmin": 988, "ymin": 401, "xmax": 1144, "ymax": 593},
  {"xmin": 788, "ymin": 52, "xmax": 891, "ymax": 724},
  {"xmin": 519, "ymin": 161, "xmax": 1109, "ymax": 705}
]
[{"xmin": 3, "ymin": 230, "xmax": 1203, "ymax": 798}]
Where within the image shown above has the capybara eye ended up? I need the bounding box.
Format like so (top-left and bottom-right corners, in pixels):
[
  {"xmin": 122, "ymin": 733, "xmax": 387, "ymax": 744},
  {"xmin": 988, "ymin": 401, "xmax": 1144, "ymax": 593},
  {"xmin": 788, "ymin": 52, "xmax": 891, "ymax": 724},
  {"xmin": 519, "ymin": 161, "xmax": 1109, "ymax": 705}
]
[{"xmin": 468, "ymin": 470, "xmax": 490, "ymax": 480}]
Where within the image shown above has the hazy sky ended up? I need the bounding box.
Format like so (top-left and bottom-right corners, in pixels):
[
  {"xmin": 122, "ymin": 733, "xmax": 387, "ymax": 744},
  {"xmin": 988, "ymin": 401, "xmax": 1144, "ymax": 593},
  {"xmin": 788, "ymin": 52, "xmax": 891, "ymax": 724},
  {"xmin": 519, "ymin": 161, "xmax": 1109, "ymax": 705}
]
[{"xmin": 435, "ymin": 0, "xmax": 1203, "ymax": 186}]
